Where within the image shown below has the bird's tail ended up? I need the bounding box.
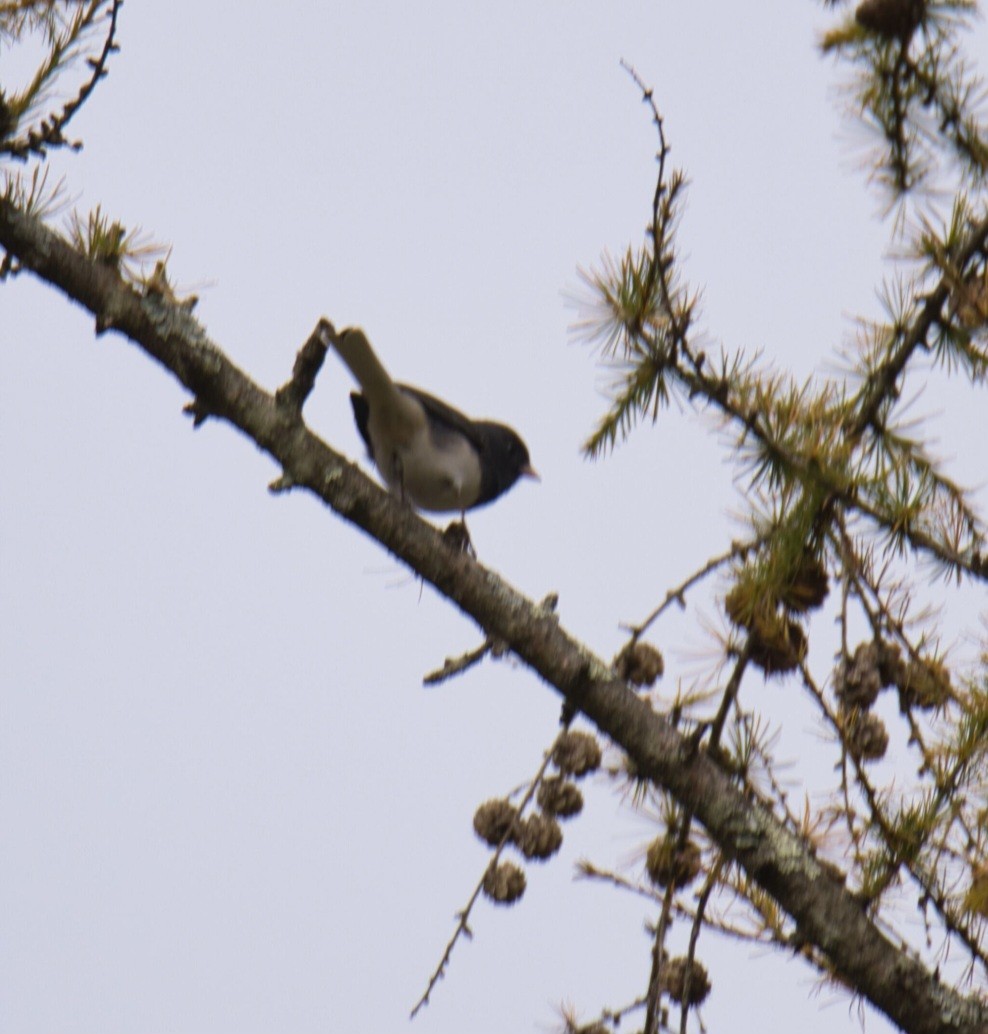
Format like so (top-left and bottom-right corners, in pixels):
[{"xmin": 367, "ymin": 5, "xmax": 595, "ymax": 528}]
[{"xmin": 332, "ymin": 328, "xmax": 397, "ymax": 403}]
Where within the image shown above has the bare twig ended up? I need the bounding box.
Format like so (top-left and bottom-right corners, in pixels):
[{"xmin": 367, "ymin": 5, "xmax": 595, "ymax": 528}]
[
  {"xmin": 410, "ymin": 724, "xmax": 569, "ymax": 1018},
  {"xmin": 423, "ymin": 638, "xmax": 499, "ymax": 686},
  {"xmin": 425, "ymin": 593, "xmax": 557, "ymax": 687},
  {"xmin": 275, "ymin": 318, "xmax": 332, "ymax": 416},
  {"xmin": 643, "ymin": 878, "xmax": 677, "ymax": 1034},
  {"xmin": 678, "ymin": 858, "xmax": 722, "ymax": 1034},
  {"xmin": 627, "ymin": 537, "xmax": 762, "ymax": 640},
  {"xmin": 577, "ymin": 860, "xmax": 772, "ymax": 945}
]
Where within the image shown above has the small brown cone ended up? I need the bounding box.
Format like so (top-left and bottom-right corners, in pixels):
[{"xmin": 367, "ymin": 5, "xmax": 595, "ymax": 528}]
[
  {"xmin": 537, "ymin": 777, "xmax": 584, "ymax": 819},
  {"xmin": 661, "ymin": 956, "xmax": 711, "ymax": 1006},
  {"xmin": 614, "ymin": 640, "xmax": 665, "ymax": 687},
  {"xmin": 781, "ymin": 556, "xmax": 829, "ymax": 613},
  {"xmin": 552, "ymin": 730, "xmax": 602, "ymax": 778},
  {"xmin": 747, "ymin": 611, "xmax": 807, "ymax": 676},
  {"xmin": 645, "ymin": 836, "xmax": 702, "ymax": 890},
  {"xmin": 724, "ymin": 581, "xmax": 756, "ymax": 629},
  {"xmin": 846, "ymin": 712, "xmax": 889, "ymax": 762},
  {"xmin": 835, "ymin": 642, "xmax": 882, "ymax": 711},
  {"xmin": 898, "ymin": 657, "xmax": 951, "ymax": 710},
  {"xmin": 515, "ymin": 813, "xmax": 563, "ymax": 861},
  {"xmin": 855, "ymin": 0, "xmax": 924, "ymax": 39},
  {"xmin": 482, "ymin": 861, "xmax": 526, "ymax": 905},
  {"xmin": 473, "ymin": 799, "xmax": 518, "ymax": 847}
]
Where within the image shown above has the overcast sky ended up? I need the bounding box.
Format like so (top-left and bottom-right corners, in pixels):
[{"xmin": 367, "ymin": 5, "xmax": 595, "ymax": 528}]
[{"xmin": 2, "ymin": 3, "xmax": 987, "ymax": 1033}]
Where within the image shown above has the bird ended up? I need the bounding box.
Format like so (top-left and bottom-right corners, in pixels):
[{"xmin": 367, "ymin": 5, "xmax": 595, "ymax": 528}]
[{"xmin": 328, "ymin": 327, "xmax": 538, "ymax": 516}]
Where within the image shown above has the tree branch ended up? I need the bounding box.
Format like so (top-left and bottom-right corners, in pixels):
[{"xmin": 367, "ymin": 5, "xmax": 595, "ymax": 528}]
[
  {"xmin": 274, "ymin": 318, "xmax": 331, "ymax": 417},
  {"xmin": 1, "ymin": 0, "xmax": 122, "ymax": 160},
  {"xmin": 850, "ymin": 210, "xmax": 988, "ymax": 439},
  {"xmin": 1, "ymin": 197, "xmax": 986, "ymax": 1034}
]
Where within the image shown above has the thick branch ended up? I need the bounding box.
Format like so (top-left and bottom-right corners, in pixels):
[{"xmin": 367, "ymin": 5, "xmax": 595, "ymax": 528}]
[{"xmin": 1, "ymin": 198, "xmax": 985, "ymax": 1034}]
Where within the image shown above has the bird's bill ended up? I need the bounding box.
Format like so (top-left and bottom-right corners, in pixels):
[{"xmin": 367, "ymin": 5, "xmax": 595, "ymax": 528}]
[{"xmin": 521, "ymin": 463, "xmax": 541, "ymax": 482}]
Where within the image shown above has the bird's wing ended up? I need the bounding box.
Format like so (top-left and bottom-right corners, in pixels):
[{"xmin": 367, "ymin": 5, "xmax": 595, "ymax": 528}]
[
  {"xmin": 349, "ymin": 392, "xmax": 373, "ymax": 452},
  {"xmin": 397, "ymin": 384, "xmax": 487, "ymax": 454}
]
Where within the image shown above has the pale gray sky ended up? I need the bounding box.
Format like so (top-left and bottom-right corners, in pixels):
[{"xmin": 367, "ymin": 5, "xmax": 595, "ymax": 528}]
[{"xmin": 2, "ymin": 3, "xmax": 986, "ymax": 1032}]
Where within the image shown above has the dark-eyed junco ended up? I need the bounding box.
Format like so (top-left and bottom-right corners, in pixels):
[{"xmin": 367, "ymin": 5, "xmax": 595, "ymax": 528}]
[{"xmin": 328, "ymin": 327, "xmax": 538, "ymax": 514}]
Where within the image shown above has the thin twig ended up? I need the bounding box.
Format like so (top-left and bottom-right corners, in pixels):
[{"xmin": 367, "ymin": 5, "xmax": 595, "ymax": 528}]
[
  {"xmin": 679, "ymin": 857, "xmax": 722, "ymax": 1034},
  {"xmin": 274, "ymin": 318, "xmax": 332, "ymax": 416},
  {"xmin": 423, "ymin": 639, "xmax": 497, "ymax": 686},
  {"xmin": 644, "ymin": 810, "xmax": 697, "ymax": 1034},
  {"xmin": 643, "ymin": 878, "xmax": 677, "ymax": 1034},
  {"xmin": 2, "ymin": 0, "xmax": 123, "ymax": 160},
  {"xmin": 576, "ymin": 860, "xmax": 773, "ymax": 946},
  {"xmin": 620, "ymin": 59, "xmax": 669, "ymax": 313},
  {"xmin": 706, "ymin": 650, "xmax": 750, "ymax": 751},
  {"xmin": 628, "ymin": 537, "xmax": 762, "ymax": 640},
  {"xmin": 425, "ymin": 594, "xmax": 556, "ymax": 687},
  {"xmin": 409, "ymin": 725, "xmax": 569, "ymax": 1019}
]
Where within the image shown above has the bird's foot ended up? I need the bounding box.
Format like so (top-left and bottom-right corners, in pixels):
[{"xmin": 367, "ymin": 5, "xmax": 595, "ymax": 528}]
[{"xmin": 443, "ymin": 518, "xmax": 475, "ymax": 557}]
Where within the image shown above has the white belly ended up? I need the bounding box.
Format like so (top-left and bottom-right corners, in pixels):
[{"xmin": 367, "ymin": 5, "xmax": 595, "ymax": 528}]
[{"xmin": 371, "ymin": 421, "xmax": 482, "ymax": 513}]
